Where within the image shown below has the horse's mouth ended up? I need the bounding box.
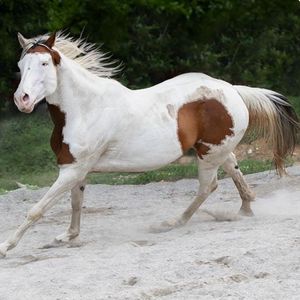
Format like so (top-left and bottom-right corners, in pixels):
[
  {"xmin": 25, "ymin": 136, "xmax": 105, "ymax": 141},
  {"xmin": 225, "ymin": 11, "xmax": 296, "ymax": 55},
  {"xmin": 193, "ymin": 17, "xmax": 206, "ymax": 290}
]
[{"xmin": 19, "ymin": 100, "xmax": 36, "ymax": 113}]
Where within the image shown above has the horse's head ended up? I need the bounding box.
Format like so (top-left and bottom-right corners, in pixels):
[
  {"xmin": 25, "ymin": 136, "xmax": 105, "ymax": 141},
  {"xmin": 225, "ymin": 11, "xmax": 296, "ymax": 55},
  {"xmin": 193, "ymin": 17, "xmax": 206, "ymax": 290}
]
[{"xmin": 14, "ymin": 32, "xmax": 60, "ymax": 113}]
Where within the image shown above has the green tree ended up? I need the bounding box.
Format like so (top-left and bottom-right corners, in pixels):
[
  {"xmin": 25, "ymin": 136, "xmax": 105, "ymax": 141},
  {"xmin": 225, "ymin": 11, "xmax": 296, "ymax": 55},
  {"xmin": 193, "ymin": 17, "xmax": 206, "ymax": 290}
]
[{"xmin": 1, "ymin": 0, "xmax": 300, "ymax": 114}]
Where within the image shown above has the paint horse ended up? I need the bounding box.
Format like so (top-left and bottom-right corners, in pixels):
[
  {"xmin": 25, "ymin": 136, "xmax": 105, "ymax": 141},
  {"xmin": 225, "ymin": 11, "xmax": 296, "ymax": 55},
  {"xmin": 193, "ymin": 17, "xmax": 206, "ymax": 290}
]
[{"xmin": 0, "ymin": 32, "xmax": 298, "ymax": 257}]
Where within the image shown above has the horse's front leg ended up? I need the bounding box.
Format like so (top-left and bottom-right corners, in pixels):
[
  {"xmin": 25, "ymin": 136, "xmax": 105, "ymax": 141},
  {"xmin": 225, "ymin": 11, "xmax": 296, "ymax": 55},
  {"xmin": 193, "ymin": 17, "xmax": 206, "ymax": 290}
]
[
  {"xmin": 54, "ymin": 180, "xmax": 86, "ymax": 243},
  {"xmin": 0, "ymin": 166, "xmax": 87, "ymax": 258}
]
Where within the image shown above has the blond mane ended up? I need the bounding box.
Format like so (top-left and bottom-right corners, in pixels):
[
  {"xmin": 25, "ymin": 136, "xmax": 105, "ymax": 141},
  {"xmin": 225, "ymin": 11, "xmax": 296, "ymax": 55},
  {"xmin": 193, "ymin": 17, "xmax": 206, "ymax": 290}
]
[{"xmin": 22, "ymin": 31, "xmax": 120, "ymax": 78}]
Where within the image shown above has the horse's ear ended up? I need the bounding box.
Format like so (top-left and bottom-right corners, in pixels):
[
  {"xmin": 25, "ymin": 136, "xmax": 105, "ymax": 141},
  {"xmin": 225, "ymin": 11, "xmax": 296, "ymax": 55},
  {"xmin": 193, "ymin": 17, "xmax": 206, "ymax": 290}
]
[
  {"xmin": 45, "ymin": 32, "xmax": 56, "ymax": 48},
  {"xmin": 17, "ymin": 32, "xmax": 30, "ymax": 49}
]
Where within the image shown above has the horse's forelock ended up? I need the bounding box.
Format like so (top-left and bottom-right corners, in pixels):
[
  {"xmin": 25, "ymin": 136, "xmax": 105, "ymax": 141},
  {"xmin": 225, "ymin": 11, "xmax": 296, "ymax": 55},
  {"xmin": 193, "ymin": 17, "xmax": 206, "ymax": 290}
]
[{"xmin": 26, "ymin": 44, "xmax": 61, "ymax": 65}]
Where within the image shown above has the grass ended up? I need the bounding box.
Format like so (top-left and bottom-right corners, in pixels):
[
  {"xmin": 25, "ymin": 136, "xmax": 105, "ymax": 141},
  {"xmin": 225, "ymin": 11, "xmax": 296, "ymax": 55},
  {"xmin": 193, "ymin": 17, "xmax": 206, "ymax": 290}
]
[
  {"xmin": 0, "ymin": 98, "xmax": 298, "ymax": 194},
  {"xmin": 0, "ymin": 111, "xmax": 57, "ymax": 192},
  {"xmin": 88, "ymin": 159, "xmax": 275, "ymax": 186},
  {"xmin": 0, "ymin": 156, "xmax": 276, "ymax": 194}
]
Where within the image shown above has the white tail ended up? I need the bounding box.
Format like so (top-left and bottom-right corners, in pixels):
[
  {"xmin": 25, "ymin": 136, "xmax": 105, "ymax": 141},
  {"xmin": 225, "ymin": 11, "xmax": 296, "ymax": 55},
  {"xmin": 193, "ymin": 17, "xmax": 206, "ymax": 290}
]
[{"xmin": 234, "ymin": 85, "xmax": 299, "ymax": 175}]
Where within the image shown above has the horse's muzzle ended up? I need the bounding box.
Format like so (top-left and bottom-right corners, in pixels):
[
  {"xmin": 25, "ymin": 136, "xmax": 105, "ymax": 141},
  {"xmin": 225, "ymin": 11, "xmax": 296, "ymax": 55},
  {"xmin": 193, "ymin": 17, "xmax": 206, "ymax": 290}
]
[{"xmin": 14, "ymin": 92, "xmax": 35, "ymax": 113}]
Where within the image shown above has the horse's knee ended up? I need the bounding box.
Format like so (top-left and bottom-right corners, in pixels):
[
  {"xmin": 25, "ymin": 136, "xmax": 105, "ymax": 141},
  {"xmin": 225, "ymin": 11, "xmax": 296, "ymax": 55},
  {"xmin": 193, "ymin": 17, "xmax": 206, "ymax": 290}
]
[
  {"xmin": 28, "ymin": 206, "xmax": 43, "ymax": 222},
  {"xmin": 71, "ymin": 202, "xmax": 81, "ymax": 212},
  {"xmin": 222, "ymin": 153, "xmax": 239, "ymax": 174},
  {"xmin": 71, "ymin": 185, "xmax": 85, "ymax": 210}
]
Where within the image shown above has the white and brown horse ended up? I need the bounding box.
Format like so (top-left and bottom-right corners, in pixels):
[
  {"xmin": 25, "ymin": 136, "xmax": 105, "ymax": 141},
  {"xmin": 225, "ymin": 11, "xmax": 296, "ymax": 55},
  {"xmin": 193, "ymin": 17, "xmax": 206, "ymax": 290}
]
[{"xmin": 0, "ymin": 32, "xmax": 298, "ymax": 257}]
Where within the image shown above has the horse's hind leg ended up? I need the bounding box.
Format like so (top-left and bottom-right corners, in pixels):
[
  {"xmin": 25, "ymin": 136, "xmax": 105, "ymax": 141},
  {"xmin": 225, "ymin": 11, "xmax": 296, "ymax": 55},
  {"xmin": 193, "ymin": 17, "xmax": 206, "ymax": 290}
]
[
  {"xmin": 151, "ymin": 160, "xmax": 218, "ymax": 232},
  {"xmin": 222, "ymin": 152, "xmax": 255, "ymax": 216},
  {"xmin": 55, "ymin": 180, "xmax": 86, "ymax": 243},
  {"xmin": 179, "ymin": 162, "xmax": 218, "ymax": 224}
]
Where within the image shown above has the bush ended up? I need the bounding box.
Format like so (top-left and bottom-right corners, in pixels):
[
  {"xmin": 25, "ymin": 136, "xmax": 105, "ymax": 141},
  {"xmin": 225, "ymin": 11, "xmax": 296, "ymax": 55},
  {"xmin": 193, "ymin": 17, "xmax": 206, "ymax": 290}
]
[{"xmin": 1, "ymin": 0, "xmax": 300, "ymax": 115}]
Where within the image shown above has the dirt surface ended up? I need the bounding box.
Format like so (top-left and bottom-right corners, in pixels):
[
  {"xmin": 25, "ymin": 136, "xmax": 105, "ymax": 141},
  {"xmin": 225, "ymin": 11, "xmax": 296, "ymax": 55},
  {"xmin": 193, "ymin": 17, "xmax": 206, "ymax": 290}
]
[{"xmin": 0, "ymin": 166, "xmax": 300, "ymax": 300}]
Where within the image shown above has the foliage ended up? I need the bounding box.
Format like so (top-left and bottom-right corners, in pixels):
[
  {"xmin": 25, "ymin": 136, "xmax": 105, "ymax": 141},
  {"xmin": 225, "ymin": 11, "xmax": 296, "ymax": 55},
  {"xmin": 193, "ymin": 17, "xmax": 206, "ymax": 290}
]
[
  {"xmin": 0, "ymin": 111, "xmax": 57, "ymax": 191},
  {"xmin": 1, "ymin": 0, "xmax": 300, "ymax": 113}
]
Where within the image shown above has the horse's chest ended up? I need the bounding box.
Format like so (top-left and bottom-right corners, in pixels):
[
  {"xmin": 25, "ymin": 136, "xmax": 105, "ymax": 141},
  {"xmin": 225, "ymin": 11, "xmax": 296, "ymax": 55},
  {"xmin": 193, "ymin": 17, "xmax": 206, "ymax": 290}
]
[{"xmin": 48, "ymin": 104, "xmax": 75, "ymax": 165}]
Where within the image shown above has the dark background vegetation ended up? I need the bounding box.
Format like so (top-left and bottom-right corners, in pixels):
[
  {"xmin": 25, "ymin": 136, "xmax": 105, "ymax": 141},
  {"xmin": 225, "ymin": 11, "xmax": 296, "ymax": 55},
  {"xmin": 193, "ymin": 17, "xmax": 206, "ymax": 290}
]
[
  {"xmin": 1, "ymin": 0, "xmax": 300, "ymax": 113},
  {"xmin": 0, "ymin": 0, "xmax": 300, "ymax": 190}
]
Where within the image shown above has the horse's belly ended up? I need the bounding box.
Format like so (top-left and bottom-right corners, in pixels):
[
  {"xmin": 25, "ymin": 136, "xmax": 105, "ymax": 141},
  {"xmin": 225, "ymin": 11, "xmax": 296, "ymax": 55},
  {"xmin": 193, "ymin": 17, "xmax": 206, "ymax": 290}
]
[
  {"xmin": 92, "ymin": 125, "xmax": 183, "ymax": 172},
  {"xmin": 92, "ymin": 145, "xmax": 182, "ymax": 172}
]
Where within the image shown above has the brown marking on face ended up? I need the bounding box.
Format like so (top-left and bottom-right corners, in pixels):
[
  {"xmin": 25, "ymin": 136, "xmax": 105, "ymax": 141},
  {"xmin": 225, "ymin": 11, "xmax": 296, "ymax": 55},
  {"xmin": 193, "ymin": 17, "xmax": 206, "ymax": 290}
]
[
  {"xmin": 27, "ymin": 45, "xmax": 61, "ymax": 65},
  {"xmin": 47, "ymin": 104, "xmax": 75, "ymax": 165},
  {"xmin": 177, "ymin": 99, "xmax": 234, "ymax": 158}
]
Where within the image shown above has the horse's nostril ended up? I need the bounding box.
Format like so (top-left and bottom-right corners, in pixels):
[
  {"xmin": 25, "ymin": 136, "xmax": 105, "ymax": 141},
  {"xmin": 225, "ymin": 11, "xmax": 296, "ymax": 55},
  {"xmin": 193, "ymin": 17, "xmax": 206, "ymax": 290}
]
[{"xmin": 22, "ymin": 93, "xmax": 29, "ymax": 103}]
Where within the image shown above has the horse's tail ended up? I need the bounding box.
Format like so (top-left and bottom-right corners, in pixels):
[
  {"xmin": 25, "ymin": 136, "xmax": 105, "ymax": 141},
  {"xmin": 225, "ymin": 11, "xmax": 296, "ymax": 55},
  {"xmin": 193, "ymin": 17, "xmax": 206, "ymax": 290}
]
[{"xmin": 234, "ymin": 85, "xmax": 299, "ymax": 176}]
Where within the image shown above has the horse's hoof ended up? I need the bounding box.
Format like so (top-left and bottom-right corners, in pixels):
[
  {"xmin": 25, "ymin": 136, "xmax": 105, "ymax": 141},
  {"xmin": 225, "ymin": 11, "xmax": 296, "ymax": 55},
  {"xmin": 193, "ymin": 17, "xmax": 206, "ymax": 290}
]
[
  {"xmin": 149, "ymin": 219, "xmax": 183, "ymax": 233},
  {"xmin": 239, "ymin": 208, "xmax": 254, "ymax": 217},
  {"xmin": 41, "ymin": 233, "xmax": 81, "ymax": 249},
  {"xmin": 55, "ymin": 231, "xmax": 79, "ymax": 243},
  {"xmin": 0, "ymin": 244, "xmax": 7, "ymax": 258}
]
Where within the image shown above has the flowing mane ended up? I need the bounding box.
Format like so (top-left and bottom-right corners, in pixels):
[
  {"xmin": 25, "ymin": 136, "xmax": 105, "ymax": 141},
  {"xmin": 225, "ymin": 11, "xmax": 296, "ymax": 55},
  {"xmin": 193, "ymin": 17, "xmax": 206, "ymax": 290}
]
[{"xmin": 21, "ymin": 31, "xmax": 120, "ymax": 78}]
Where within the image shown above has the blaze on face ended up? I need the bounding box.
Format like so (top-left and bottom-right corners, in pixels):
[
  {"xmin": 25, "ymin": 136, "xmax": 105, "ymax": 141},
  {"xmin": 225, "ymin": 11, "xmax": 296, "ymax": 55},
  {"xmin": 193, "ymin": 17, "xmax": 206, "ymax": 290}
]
[{"xmin": 14, "ymin": 33, "xmax": 59, "ymax": 113}]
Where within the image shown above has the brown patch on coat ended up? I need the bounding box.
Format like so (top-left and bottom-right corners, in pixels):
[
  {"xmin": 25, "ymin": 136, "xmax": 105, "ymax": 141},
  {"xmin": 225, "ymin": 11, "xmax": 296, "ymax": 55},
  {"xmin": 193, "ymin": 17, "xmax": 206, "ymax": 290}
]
[
  {"xmin": 27, "ymin": 45, "xmax": 61, "ymax": 65},
  {"xmin": 177, "ymin": 99, "xmax": 234, "ymax": 158},
  {"xmin": 47, "ymin": 104, "xmax": 74, "ymax": 165}
]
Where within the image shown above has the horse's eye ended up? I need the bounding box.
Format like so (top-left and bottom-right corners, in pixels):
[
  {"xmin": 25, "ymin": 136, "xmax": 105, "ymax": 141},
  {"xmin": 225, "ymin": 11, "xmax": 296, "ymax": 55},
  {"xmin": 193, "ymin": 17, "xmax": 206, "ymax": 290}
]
[{"xmin": 42, "ymin": 62, "xmax": 48, "ymax": 66}]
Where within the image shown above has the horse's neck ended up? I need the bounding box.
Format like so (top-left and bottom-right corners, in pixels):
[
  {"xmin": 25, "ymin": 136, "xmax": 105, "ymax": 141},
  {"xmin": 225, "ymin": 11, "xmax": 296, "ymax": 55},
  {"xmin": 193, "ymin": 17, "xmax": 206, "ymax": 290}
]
[{"xmin": 46, "ymin": 57, "xmax": 130, "ymax": 114}]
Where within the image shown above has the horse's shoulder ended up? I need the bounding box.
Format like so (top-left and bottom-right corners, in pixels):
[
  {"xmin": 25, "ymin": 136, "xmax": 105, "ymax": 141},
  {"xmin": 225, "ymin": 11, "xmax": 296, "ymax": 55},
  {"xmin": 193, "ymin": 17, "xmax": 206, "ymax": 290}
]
[{"xmin": 47, "ymin": 104, "xmax": 75, "ymax": 165}]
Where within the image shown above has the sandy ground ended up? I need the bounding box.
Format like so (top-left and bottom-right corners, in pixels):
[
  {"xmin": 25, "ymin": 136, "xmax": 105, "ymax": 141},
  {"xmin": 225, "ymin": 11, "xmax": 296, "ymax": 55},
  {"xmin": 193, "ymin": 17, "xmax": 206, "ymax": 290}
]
[{"xmin": 0, "ymin": 166, "xmax": 300, "ymax": 300}]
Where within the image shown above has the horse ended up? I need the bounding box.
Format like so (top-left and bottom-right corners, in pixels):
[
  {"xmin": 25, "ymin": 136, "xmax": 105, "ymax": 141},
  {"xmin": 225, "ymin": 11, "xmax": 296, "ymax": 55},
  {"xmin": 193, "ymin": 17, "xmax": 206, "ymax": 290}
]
[{"xmin": 0, "ymin": 32, "xmax": 298, "ymax": 258}]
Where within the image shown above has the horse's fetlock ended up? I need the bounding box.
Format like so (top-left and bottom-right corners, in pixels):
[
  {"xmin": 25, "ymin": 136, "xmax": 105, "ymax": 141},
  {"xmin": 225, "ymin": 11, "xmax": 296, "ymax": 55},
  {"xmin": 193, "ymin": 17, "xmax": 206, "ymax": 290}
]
[
  {"xmin": 7, "ymin": 241, "xmax": 17, "ymax": 250},
  {"xmin": 28, "ymin": 207, "xmax": 43, "ymax": 222}
]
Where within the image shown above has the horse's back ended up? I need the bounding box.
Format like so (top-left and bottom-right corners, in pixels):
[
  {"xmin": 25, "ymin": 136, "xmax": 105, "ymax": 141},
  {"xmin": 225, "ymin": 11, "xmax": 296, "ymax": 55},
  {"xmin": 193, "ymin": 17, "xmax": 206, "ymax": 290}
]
[
  {"xmin": 135, "ymin": 72, "xmax": 231, "ymax": 93},
  {"xmin": 133, "ymin": 72, "xmax": 249, "ymax": 135}
]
